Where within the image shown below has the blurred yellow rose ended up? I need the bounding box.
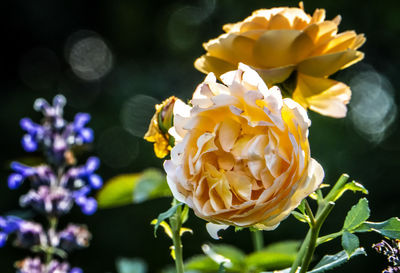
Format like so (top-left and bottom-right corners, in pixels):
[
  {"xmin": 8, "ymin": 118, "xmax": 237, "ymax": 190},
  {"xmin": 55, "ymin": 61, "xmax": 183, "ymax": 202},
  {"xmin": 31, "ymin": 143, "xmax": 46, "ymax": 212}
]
[
  {"xmin": 164, "ymin": 64, "xmax": 324, "ymax": 229},
  {"xmin": 144, "ymin": 96, "xmax": 190, "ymax": 158},
  {"xmin": 194, "ymin": 3, "xmax": 365, "ymax": 118}
]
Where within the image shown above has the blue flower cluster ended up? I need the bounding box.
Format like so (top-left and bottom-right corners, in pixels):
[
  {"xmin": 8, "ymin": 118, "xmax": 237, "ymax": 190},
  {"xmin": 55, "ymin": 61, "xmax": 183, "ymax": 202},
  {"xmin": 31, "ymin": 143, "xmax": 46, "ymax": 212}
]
[
  {"xmin": 1, "ymin": 95, "xmax": 101, "ymax": 272},
  {"xmin": 373, "ymin": 239, "xmax": 400, "ymax": 273}
]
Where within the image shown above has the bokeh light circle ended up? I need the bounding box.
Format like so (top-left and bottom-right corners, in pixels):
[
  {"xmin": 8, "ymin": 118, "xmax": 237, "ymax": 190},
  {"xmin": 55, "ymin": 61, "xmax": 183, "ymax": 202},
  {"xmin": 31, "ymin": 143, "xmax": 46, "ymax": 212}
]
[{"xmin": 65, "ymin": 30, "xmax": 113, "ymax": 81}]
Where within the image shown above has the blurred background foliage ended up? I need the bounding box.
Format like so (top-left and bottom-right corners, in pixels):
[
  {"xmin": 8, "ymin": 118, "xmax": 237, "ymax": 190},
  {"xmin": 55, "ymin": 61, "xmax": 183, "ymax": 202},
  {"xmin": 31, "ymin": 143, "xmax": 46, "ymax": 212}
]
[{"xmin": 0, "ymin": 0, "xmax": 399, "ymax": 272}]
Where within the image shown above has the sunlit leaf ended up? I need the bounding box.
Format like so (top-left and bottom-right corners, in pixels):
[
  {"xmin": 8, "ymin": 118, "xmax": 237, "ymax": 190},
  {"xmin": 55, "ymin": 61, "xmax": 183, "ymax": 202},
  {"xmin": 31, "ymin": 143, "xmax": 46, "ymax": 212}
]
[
  {"xmin": 334, "ymin": 181, "xmax": 368, "ymax": 202},
  {"xmin": 204, "ymin": 244, "xmax": 246, "ymax": 271},
  {"xmin": 201, "ymin": 244, "xmax": 235, "ymax": 270},
  {"xmin": 297, "ymin": 200, "xmax": 306, "ymax": 214},
  {"xmin": 185, "ymin": 255, "xmax": 219, "ymax": 272},
  {"xmin": 132, "ymin": 169, "xmax": 171, "ymax": 203},
  {"xmin": 341, "ymin": 232, "xmax": 359, "ymax": 258},
  {"xmin": 246, "ymin": 241, "xmax": 300, "ymax": 271},
  {"xmin": 116, "ymin": 257, "xmax": 147, "ymax": 273},
  {"xmin": 292, "ymin": 211, "xmax": 310, "ymax": 223},
  {"xmin": 245, "ymin": 251, "xmax": 296, "ymax": 271},
  {"xmin": 343, "ymin": 198, "xmax": 370, "ymax": 231},
  {"xmin": 97, "ymin": 173, "xmax": 139, "ymax": 208},
  {"xmin": 150, "ymin": 219, "xmax": 172, "ymax": 238},
  {"xmin": 180, "ymin": 227, "xmax": 193, "ymax": 236},
  {"xmin": 97, "ymin": 168, "xmax": 171, "ymax": 209},
  {"xmin": 263, "ymin": 241, "xmax": 300, "ymax": 254},
  {"xmin": 308, "ymin": 248, "xmax": 366, "ymax": 273},
  {"xmin": 354, "ymin": 217, "xmax": 400, "ymax": 239}
]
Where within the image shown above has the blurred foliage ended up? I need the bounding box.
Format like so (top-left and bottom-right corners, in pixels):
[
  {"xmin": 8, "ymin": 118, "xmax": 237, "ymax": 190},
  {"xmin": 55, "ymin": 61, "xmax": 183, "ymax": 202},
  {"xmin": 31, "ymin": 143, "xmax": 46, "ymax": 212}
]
[
  {"xmin": 1, "ymin": 0, "xmax": 400, "ymax": 272},
  {"xmin": 97, "ymin": 168, "xmax": 170, "ymax": 208}
]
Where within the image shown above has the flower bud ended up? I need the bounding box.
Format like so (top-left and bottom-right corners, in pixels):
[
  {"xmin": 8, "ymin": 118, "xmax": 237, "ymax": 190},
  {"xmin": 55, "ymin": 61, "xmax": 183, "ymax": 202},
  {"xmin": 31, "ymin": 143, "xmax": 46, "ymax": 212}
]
[{"xmin": 144, "ymin": 96, "xmax": 178, "ymax": 158}]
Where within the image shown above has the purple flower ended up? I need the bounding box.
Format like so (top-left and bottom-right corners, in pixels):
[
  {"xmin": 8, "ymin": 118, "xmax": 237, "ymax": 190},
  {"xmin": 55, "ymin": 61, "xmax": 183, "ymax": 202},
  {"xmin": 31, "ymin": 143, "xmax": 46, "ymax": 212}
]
[
  {"xmin": 0, "ymin": 216, "xmax": 22, "ymax": 247},
  {"xmin": 16, "ymin": 257, "xmax": 43, "ymax": 273},
  {"xmin": 16, "ymin": 257, "xmax": 80, "ymax": 273},
  {"xmin": 20, "ymin": 186, "xmax": 73, "ymax": 216},
  {"xmin": 58, "ymin": 224, "xmax": 91, "ymax": 252},
  {"xmin": 14, "ymin": 221, "xmax": 46, "ymax": 249},
  {"xmin": 3, "ymin": 95, "xmax": 99, "ymax": 271}
]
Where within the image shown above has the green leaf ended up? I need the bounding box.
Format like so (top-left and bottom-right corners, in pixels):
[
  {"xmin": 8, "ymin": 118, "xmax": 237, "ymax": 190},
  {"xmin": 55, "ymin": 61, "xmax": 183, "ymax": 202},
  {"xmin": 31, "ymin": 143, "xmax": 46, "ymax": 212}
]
[
  {"xmin": 97, "ymin": 173, "xmax": 139, "ymax": 208},
  {"xmin": 263, "ymin": 241, "xmax": 301, "ymax": 254},
  {"xmin": 245, "ymin": 251, "xmax": 296, "ymax": 271},
  {"xmin": 308, "ymin": 248, "xmax": 366, "ymax": 273},
  {"xmin": 132, "ymin": 169, "xmax": 171, "ymax": 203},
  {"xmin": 154, "ymin": 203, "xmax": 183, "ymax": 237},
  {"xmin": 291, "ymin": 211, "xmax": 310, "ymax": 223},
  {"xmin": 297, "ymin": 199, "xmax": 306, "ymax": 214},
  {"xmin": 185, "ymin": 255, "xmax": 219, "ymax": 272},
  {"xmin": 343, "ymin": 198, "xmax": 370, "ymax": 231},
  {"xmin": 116, "ymin": 257, "xmax": 147, "ymax": 273},
  {"xmin": 333, "ymin": 181, "xmax": 368, "ymax": 202},
  {"xmin": 354, "ymin": 217, "xmax": 400, "ymax": 239},
  {"xmin": 341, "ymin": 232, "xmax": 359, "ymax": 258},
  {"xmin": 246, "ymin": 241, "xmax": 300, "ymax": 271},
  {"xmin": 343, "ymin": 181, "xmax": 368, "ymax": 195},
  {"xmin": 97, "ymin": 168, "xmax": 171, "ymax": 209},
  {"xmin": 203, "ymin": 244, "xmax": 246, "ymax": 271}
]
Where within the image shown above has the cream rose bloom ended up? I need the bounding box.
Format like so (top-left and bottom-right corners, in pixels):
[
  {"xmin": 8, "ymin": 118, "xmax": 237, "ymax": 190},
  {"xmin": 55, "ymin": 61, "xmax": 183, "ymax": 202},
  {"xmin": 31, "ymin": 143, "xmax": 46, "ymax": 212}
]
[
  {"xmin": 194, "ymin": 3, "xmax": 365, "ymax": 118},
  {"xmin": 164, "ymin": 64, "xmax": 324, "ymax": 230}
]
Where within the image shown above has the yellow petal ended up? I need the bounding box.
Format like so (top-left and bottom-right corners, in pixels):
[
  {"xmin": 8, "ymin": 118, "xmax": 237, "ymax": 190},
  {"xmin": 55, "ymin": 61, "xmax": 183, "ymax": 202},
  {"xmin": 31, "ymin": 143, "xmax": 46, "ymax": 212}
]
[
  {"xmin": 312, "ymin": 31, "xmax": 363, "ymax": 55},
  {"xmin": 253, "ymin": 29, "xmax": 301, "ymax": 67},
  {"xmin": 194, "ymin": 55, "xmax": 236, "ymax": 78},
  {"xmin": 268, "ymin": 13, "xmax": 292, "ymax": 29},
  {"xmin": 297, "ymin": 49, "xmax": 364, "ymax": 77},
  {"xmin": 303, "ymin": 21, "xmax": 338, "ymax": 46},
  {"xmin": 254, "ymin": 65, "xmax": 295, "ymax": 86},
  {"xmin": 294, "ymin": 73, "xmax": 351, "ymax": 118}
]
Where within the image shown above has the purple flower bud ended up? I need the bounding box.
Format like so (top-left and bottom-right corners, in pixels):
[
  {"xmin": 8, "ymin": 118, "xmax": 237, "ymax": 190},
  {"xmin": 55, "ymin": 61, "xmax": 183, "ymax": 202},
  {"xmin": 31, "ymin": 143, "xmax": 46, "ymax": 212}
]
[
  {"xmin": 8, "ymin": 173, "xmax": 24, "ymax": 189},
  {"xmin": 85, "ymin": 157, "xmax": 100, "ymax": 174},
  {"xmin": 0, "ymin": 232, "xmax": 7, "ymax": 247},
  {"xmin": 4, "ymin": 216, "xmax": 22, "ymax": 233},
  {"xmin": 79, "ymin": 197, "xmax": 97, "ymax": 215},
  {"xmin": 69, "ymin": 268, "xmax": 83, "ymax": 273},
  {"xmin": 11, "ymin": 162, "xmax": 35, "ymax": 177},
  {"xmin": 58, "ymin": 224, "xmax": 91, "ymax": 252},
  {"xmin": 22, "ymin": 134, "xmax": 38, "ymax": 152},
  {"xmin": 20, "ymin": 118, "xmax": 38, "ymax": 134},
  {"xmin": 73, "ymin": 186, "xmax": 91, "ymax": 200},
  {"xmin": 88, "ymin": 174, "xmax": 102, "ymax": 189},
  {"xmin": 16, "ymin": 257, "xmax": 43, "ymax": 273},
  {"xmin": 73, "ymin": 113, "xmax": 91, "ymax": 130},
  {"xmin": 33, "ymin": 98, "xmax": 50, "ymax": 112},
  {"xmin": 79, "ymin": 128, "xmax": 94, "ymax": 143},
  {"xmin": 53, "ymin": 94, "xmax": 66, "ymax": 109}
]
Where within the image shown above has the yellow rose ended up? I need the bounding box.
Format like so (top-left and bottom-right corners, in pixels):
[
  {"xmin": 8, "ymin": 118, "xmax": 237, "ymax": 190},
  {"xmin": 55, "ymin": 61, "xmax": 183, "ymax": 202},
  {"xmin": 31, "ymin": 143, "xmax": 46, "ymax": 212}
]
[
  {"xmin": 194, "ymin": 3, "xmax": 365, "ymax": 118},
  {"xmin": 144, "ymin": 96, "xmax": 190, "ymax": 158},
  {"xmin": 164, "ymin": 64, "xmax": 324, "ymax": 229}
]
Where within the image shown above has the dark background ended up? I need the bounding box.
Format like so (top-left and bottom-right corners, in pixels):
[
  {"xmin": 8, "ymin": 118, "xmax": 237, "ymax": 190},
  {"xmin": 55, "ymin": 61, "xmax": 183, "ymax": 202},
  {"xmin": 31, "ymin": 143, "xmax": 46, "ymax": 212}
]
[{"xmin": 0, "ymin": 0, "xmax": 399, "ymax": 272}]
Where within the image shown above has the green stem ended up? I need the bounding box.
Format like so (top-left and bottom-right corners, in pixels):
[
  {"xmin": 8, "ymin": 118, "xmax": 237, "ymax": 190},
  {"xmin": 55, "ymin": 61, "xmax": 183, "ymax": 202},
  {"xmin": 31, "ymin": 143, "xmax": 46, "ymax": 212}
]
[
  {"xmin": 323, "ymin": 174, "xmax": 349, "ymax": 203},
  {"xmin": 251, "ymin": 230, "xmax": 264, "ymax": 251},
  {"xmin": 290, "ymin": 201, "xmax": 335, "ymax": 273},
  {"xmin": 170, "ymin": 199, "xmax": 185, "ymax": 273},
  {"xmin": 45, "ymin": 217, "xmax": 58, "ymax": 265},
  {"xmin": 316, "ymin": 231, "xmax": 343, "ymax": 246}
]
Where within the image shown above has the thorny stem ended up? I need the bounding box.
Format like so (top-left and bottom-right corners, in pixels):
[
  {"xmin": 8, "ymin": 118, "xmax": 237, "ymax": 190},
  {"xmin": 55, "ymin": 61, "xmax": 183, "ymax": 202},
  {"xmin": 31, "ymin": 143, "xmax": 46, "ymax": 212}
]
[{"xmin": 170, "ymin": 199, "xmax": 185, "ymax": 273}]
